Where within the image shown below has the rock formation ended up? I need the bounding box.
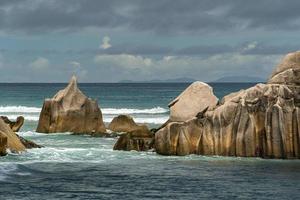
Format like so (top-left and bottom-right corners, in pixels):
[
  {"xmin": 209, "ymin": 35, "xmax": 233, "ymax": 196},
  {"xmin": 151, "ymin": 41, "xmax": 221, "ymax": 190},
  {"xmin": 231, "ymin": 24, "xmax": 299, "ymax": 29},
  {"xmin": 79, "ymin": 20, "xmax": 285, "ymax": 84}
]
[
  {"xmin": 1, "ymin": 116, "xmax": 24, "ymax": 132},
  {"xmin": 168, "ymin": 81, "xmax": 218, "ymax": 122},
  {"xmin": 155, "ymin": 51, "xmax": 300, "ymax": 159},
  {"xmin": 0, "ymin": 117, "xmax": 26, "ymax": 154},
  {"xmin": 0, "ymin": 133, "xmax": 7, "ymax": 156},
  {"xmin": 110, "ymin": 115, "xmax": 154, "ymax": 151},
  {"xmin": 36, "ymin": 76, "xmax": 106, "ymax": 135},
  {"xmin": 0, "ymin": 116, "xmax": 42, "ymax": 155}
]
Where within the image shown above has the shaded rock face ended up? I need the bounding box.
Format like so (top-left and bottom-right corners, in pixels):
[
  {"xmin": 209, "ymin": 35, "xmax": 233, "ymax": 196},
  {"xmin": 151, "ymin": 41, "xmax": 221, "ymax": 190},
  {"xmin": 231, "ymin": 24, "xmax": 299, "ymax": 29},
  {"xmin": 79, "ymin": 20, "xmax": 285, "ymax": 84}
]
[
  {"xmin": 36, "ymin": 76, "xmax": 106, "ymax": 135},
  {"xmin": 0, "ymin": 118, "xmax": 26, "ymax": 154},
  {"xmin": 168, "ymin": 81, "xmax": 218, "ymax": 122},
  {"xmin": 155, "ymin": 52, "xmax": 300, "ymax": 159},
  {"xmin": 110, "ymin": 115, "xmax": 154, "ymax": 151},
  {"xmin": 113, "ymin": 129, "xmax": 154, "ymax": 151},
  {"xmin": 16, "ymin": 135, "xmax": 43, "ymax": 149},
  {"xmin": 0, "ymin": 133, "xmax": 8, "ymax": 156},
  {"xmin": 1, "ymin": 116, "xmax": 24, "ymax": 132}
]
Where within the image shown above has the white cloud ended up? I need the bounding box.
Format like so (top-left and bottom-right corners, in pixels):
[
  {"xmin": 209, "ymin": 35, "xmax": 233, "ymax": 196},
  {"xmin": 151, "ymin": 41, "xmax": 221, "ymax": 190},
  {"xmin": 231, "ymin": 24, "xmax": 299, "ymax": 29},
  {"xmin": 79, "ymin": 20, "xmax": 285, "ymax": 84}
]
[
  {"xmin": 93, "ymin": 52, "xmax": 281, "ymax": 81},
  {"xmin": 30, "ymin": 57, "xmax": 49, "ymax": 70},
  {"xmin": 70, "ymin": 61, "xmax": 81, "ymax": 68},
  {"xmin": 94, "ymin": 54, "xmax": 152, "ymax": 69},
  {"xmin": 100, "ymin": 36, "xmax": 112, "ymax": 49},
  {"xmin": 243, "ymin": 41, "xmax": 258, "ymax": 51}
]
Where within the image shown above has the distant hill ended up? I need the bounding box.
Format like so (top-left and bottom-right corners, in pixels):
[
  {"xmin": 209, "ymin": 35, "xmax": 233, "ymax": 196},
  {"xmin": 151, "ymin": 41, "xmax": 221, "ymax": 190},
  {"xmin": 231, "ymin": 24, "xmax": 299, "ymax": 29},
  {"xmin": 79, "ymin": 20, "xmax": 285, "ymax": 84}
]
[
  {"xmin": 119, "ymin": 77, "xmax": 197, "ymax": 83},
  {"xmin": 213, "ymin": 76, "xmax": 265, "ymax": 83}
]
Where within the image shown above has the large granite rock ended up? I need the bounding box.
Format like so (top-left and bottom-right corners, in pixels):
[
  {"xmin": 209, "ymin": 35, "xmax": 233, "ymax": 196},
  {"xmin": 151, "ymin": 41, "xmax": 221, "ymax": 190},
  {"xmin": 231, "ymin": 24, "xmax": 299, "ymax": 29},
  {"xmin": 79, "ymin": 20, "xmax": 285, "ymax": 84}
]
[
  {"xmin": 168, "ymin": 81, "xmax": 218, "ymax": 122},
  {"xmin": 268, "ymin": 51, "xmax": 300, "ymax": 85},
  {"xmin": 155, "ymin": 51, "xmax": 300, "ymax": 159},
  {"xmin": 36, "ymin": 76, "xmax": 106, "ymax": 135},
  {"xmin": 110, "ymin": 115, "xmax": 154, "ymax": 151},
  {"xmin": 0, "ymin": 118, "xmax": 26, "ymax": 154}
]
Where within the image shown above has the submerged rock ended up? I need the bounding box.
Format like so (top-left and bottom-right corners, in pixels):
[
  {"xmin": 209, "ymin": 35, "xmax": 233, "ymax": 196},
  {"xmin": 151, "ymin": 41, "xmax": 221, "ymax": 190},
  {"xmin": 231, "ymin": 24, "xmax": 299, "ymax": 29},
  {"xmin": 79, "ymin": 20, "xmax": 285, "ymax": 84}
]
[
  {"xmin": 16, "ymin": 135, "xmax": 43, "ymax": 149},
  {"xmin": 36, "ymin": 76, "xmax": 106, "ymax": 135},
  {"xmin": 1, "ymin": 116, "xmax": 24, "ymax": 132},
  {"xmin": 110, "ymin": 115, "xmax": 154, "ymax": 151},
  {"xmin": 155, "ymin": 51, "xmax": 300, "ymax": 159}
]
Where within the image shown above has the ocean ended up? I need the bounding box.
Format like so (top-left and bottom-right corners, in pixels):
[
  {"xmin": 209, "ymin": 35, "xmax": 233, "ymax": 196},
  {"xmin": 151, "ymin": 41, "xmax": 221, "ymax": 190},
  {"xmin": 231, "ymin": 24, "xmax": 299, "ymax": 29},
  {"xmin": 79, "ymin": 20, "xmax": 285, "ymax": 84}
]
[{"xmin": 0, "ymin": 82, "xmax": 299, "ymax": 200}]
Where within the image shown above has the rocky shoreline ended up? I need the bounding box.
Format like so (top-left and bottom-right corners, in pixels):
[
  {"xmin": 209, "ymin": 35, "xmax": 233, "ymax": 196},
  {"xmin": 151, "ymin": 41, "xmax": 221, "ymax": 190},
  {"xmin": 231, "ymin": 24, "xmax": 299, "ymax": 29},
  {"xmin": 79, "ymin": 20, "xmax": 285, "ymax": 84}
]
[{"xmin": 1, "ymin": 51, "xmax": 300, "ymax": 159}]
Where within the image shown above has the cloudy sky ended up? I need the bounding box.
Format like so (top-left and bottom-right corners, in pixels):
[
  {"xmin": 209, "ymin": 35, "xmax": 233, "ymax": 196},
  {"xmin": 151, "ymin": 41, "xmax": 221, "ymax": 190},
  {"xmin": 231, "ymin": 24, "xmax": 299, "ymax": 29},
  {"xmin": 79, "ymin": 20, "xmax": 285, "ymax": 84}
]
[{"xmin": 0, "ymin": 0, "xmax": 299, "ymax": 82}]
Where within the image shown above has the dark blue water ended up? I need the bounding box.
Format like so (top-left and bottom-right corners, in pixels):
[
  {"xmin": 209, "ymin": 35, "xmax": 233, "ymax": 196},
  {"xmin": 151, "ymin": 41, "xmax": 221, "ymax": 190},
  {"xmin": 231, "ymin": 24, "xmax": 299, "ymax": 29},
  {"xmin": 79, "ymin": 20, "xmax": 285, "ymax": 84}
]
[{"xmin": 0, "ymin": 82, "xmax": 299, "ymax": 200}]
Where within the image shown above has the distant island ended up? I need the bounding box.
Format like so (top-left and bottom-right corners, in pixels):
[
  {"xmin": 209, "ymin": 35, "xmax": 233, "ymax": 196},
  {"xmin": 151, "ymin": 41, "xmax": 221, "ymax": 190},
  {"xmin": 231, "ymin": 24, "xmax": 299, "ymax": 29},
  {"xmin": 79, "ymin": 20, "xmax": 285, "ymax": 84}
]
[
  {"xmin": 213, "ymin": 76, "xmax": 265, "ymax": 83},
  {"xmin": 119, "ymin": 76, "xmax": 265, "ymax": 83},
  {"xmin": 119, "ymin": 77, "xmax": 197, "ymax": 83}
]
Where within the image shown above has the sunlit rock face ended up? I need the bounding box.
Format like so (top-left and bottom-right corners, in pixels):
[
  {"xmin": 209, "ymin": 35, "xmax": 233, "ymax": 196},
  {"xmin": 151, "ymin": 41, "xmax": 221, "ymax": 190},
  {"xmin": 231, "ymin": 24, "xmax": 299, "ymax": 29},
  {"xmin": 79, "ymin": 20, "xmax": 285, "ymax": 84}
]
[
  {"xmin": 36, "ymin": 76, "xmax": 106, "ymax": 135},
  {"xmin": 0, "ymin": 118, "xmax": 26, "ymax": 155},
  {"xmin": 168, "ymin": 81, "xmax": 218, "ymax": 122},
  {"xmin": 155, "ymin": 51, "xmax": 300, "ymax": 159}
]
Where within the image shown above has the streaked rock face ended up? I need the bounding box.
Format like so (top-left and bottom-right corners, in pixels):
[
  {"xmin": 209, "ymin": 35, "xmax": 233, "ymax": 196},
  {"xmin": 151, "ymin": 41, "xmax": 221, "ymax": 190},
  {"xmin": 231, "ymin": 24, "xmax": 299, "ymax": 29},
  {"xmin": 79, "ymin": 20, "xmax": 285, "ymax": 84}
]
[
  {"xmin": 36, "ymin": 76, "xmax": 106, "ymax": 135},
  {"xmin": 155, "ymin": 51, "xmax": 300, "ymax": 159}
]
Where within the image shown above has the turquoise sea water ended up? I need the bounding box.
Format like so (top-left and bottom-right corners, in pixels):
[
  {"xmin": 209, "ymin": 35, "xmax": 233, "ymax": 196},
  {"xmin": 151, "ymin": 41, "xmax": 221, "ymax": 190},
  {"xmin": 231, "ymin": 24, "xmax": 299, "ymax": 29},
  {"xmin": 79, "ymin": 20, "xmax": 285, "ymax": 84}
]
[{"xmin": 0, "ymin": 82, "xmax": 299, "ymax": 199}]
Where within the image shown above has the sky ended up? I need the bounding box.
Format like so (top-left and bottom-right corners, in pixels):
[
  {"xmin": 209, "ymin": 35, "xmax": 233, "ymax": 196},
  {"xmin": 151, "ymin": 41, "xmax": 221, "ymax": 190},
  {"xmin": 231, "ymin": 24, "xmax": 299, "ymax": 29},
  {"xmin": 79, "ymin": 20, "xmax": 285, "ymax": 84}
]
[{"xmin": 0, "ymin": 0, "xmax": 300, "ymax": 82}]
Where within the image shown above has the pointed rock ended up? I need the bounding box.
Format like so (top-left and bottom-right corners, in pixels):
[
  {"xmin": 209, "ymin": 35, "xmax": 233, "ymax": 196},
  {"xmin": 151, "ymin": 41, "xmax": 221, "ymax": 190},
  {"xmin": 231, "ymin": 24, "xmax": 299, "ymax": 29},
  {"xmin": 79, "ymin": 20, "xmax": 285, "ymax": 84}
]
[{"xmin": 36, "ymin": 76, "xmax": 106, "ymax": 135}]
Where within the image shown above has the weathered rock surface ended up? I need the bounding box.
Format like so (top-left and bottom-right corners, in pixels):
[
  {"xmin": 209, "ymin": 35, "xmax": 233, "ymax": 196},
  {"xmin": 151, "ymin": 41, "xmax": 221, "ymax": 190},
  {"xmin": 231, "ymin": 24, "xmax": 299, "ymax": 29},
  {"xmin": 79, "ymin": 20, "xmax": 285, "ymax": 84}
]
[
  {"xmin": 0, "ymin": 116, "xmax": 42, "ymax": 155},
  {"xmin": 268, "ymin": 51, "xmax": 300, "ymax": 85},
  {"xmin": 0, "ymin": 133, "xmax": 7, "ymax": 156},
  {"xmin": 168, "ymin": 81, "xmax": 218, "ymax": 122},
  {"xmin": 155, "ymin": 51, "xmax": 300, "ymax": 159},
  {"xmin": 0, "ymin": 118, "xmax": 26, "ymax": 154},
  {"xmin": 108, "ymin": 115, "xmax": 149, "ymax": 133},
  {"xmin": 110, "ymin": 115, "xmax": 154, "ymax": 151},
  {"xmin": 36, "ymin": 76, "xmax": 106, "ymax": 135},
  {"xmin": 1, "ymin": 116, "xmax": 24, "ymax": 132}
]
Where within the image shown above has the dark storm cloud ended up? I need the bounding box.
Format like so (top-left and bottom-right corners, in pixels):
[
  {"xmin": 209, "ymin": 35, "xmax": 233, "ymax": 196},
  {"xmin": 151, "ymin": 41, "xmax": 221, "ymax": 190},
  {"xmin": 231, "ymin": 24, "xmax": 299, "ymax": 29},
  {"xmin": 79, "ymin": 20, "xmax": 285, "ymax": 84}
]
[{"xmin": 0, "ymin": 0, "xmax": 300, "ymax": 34}]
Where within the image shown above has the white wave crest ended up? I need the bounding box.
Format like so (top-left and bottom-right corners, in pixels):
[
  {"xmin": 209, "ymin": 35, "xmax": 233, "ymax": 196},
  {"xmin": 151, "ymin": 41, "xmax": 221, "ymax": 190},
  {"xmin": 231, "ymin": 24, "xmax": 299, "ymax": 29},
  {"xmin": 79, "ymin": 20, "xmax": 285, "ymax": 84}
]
[
  {"xmin": 0, "ymin": 106, "xmax": 41, "ymax": 113},
  {"xmin": 3, "ymin": 115, "xmax": 168, "ymax": 124},
  {"xmin": 102, "ymin": 107, "xmax": 168, "ymax": 114},
  {"xmin": 0, "ymin": 106, "xmax": 168, "ymax": 114}
]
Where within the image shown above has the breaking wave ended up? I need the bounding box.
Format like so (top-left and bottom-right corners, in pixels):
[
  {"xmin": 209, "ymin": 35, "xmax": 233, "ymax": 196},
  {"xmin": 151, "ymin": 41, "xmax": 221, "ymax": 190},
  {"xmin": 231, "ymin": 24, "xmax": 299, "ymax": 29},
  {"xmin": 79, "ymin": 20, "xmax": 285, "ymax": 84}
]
[{"xmin": 0, "ymin": 106, "xmax": 168, "ymax": 114}]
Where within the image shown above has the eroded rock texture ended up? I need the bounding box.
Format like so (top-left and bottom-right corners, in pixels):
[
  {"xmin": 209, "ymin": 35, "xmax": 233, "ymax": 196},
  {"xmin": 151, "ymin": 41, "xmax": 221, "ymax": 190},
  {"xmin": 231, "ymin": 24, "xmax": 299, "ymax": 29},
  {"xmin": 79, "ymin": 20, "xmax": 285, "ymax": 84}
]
[
  {"xmin": 155, "ymin": 51, "xmax": 300, "ymax": 159},
  {"xmin": 110, "ymin": 115, "xmax": 154, "ymax": 151},
  {"xmin": 36, "ymin": 76, "xmax": 106, "ymax": 135},
  {"xmin": 0, "ymin": 118, "xmax": 26, "ymax": 154},
  {"xmin": 1, "ymin": 116, "xmax": 24, "ymax": 132}
]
